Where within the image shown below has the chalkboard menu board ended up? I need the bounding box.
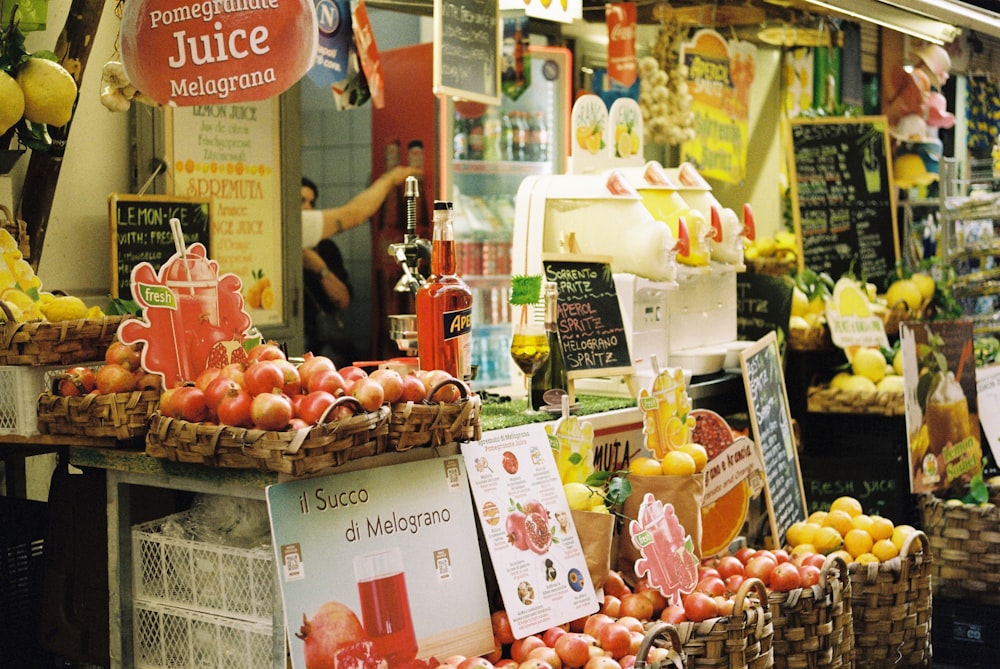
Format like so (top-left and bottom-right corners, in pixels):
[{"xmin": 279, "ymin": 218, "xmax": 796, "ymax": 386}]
[
  {"xmin": 740, "ymin": 332, "xmax": 807, "ymax": 545},
  {"xmin": 737, "ymin": 273, "xmax": 793, "ymax": 344},
  {"xmin": 432, "ymin": 0, "xmax": 500, "ymax": 105},
  {"xmin": 109, "ymin": 194, "xmax": 211, "ymax": 298},
  {"xmin": 787, "ymin": 116, "xmax": 899, "ymax": 287},
  {"xmin": 542, "ymin": 255, "xmax": 633, "ymax": 381}
]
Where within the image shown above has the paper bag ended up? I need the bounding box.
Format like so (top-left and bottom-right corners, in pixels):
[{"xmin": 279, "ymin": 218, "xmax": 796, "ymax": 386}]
[
  {"xmin": 617, "ymin": 473, "xmax": 705, "ymax": 580},
  {"xmin": 570, "ymin": 509, "xmax": 617, "ymax": 591}
]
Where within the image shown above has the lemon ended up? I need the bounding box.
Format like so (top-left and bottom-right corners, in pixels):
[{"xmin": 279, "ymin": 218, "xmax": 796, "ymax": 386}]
[
  {"xmin": 660, "ymin": 450, "xmax": 697, "ymax": 476},
  {"xmin": 40, "ymin": 294, "xmax": 88, "ymax": 322},
  {"xmin": 911, "ymin": 273, "xmax": 935, "ymax": 301},
  {"xmin": 822, "ymin": 509, "xmax": 854, "ymax": 537},
  {"xmin": 855, "ymin": 552, "xmax": 880, "ymax": 565},
  {"xmin": 789, "ymin": 543, "xmax": 817, "ymax": 558},
  {"xmin": 791, "ymin": 287, "xmax": 809, "ymax": 317},
  {"xmin": 852, "ymin": 348, "xmax": 886, "ymax": 383},
  {"xmin": 829, "ymin": 371, "xmax": 853, "ymax": 390},
  {"xmin": 785, "ymin": 520, "xmax": 819, "ymax": 547},
  {"xmin": 789, "ymin": 315, "xmax": 810, "ymax": 330},
  {"xmin": 833, "ymin": 278, "xmax": 872, "ymax": 317},
  {"xmin": 628, "ymin": 456, "xmax": 663, "ymax": 477},
  {"xmin": 16, "ymin": 58, "xmax": 78, "ymax": 127},
  {"xmin": 891, "ymin": 524, "xmax": 916, "ymax": 551},
  {"xmin": 885, "ymin": 279, "xmax": 923, "ymax": 312},
  {"xmin": 0, "ymin": 70, "xmax": 25, "ymax": 135},
  {"xmin": 840, "ymin": 375, "xmax": 877, "ymax": 393},
  {"xmin": 807, "ymin": 510, "xmax": 828, "ymax": 525},
  {"xmin": 755, "ymin": 236, "xmax": 777, "ymax": 258},
  {"xmin": 851, "ymin": 514, "xmax": 875, "ymax": 534},
  {"xmin": 807, "ymin": 295, "xmax": 826, "ymax": 315},
  {"xmin": 869, "ymin": 515, "xmax": 895, "ymax": 542},
  {"xmin": 876, "ymin": 375, "xmax": 905, "ymax": 394},
  {"xmin": 563, "ymin": 482, "xmax": 596, "ymax": 511},
  {"xmin": 892, "ymin": 349, "xmax": 904, "ymax": 376},
  {"xmin": 813, "ymin": 526, "xmax": 844, "ymax": 554}
]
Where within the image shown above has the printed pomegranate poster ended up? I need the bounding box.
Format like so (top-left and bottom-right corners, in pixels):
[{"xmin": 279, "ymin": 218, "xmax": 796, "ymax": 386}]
[
  {"xmin": 462, "ymin": 424, "xmax": 600, "ymax": 639},
  {"xmin": 266, "ymin": 457, "xmax": 493, "ymax": 669}
]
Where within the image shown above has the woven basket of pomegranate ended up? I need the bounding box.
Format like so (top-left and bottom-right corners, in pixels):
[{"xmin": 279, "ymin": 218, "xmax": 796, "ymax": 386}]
[
  {"xmin": 144, "ymin": 396, "xmax": 390, "ymax": 476},
  {"xmin": 388, "ymin": 376, "xmax": 481, "ymax": 451},
  {"xmin": 768, "ymin": 554, "xmax": 854, "ymax": 669},
  {"xmin": 36, "ymin": 388, "xmax": 160, "ymax": 441},
  {"xmin": 848, "ymin": 531, "xmax": 932, "ymax": 668},
  {"xmin": 0, "ymin": 204, "xmax": 30, "ymax": 259},
  {"xmin": 636, "ymin": 578, "xmax": 773, "ymax": 669},
  {"xmin": 919, "ymin": 489, "xmax": 1000, "ymax": 605},
  {"xmin": 0, "ymin": 313, "xmax": 130, "ymax": 366},
  {"xmin": 806, "ymin": 385, "xmax": 904, "ymax": 416}
]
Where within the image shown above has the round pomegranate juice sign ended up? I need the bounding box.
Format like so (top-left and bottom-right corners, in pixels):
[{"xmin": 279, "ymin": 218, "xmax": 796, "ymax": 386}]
[{"xmin": 120, "ymin": 0, "xmax": 318, "ymax": 106}]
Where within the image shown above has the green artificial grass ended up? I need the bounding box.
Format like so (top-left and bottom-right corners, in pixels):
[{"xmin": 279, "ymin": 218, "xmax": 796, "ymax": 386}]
[{"xmin": 479, "ymin": 394, "xmax": 635, "ymax": 432}]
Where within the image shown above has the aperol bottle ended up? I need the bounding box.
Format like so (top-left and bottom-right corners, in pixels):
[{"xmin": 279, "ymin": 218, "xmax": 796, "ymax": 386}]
[{"xmin": 415, "ymin": 201, "xmax": 473, "ymax": 380}]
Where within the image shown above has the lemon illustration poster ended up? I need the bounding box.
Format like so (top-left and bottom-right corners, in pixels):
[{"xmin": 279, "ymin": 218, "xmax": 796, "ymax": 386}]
[
  {"xmin": 900, "ymin": 320, "xmax": 983, "ymax": 494},
  {"xmin": 462, "ymin": 423, "xmax": 599, "ymax": 639},
  {"xmin": 266, "ymin": 457, "xmax": 493, "ymax": 669}
]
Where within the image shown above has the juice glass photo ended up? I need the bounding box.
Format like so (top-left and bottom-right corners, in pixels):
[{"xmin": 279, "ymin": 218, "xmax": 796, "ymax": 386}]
[
  {"xmin": 163, "ymin": 251, "xmax": 220, "ymax": 380},
  {"xmin": 924, "ymin": 372, "xmax": 972, "ymax": 454},
  {"xmin": 354, "ymin": 548, "xmax": 418, "ymax": 667}
]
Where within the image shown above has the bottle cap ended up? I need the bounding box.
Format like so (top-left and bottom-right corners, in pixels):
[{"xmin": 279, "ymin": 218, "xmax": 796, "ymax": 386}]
[{"xmin": 433, "ymin": 200, "xmax": 453, "ymax": 210}]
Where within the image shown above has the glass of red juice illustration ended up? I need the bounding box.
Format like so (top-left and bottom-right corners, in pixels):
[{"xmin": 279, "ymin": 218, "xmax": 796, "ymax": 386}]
[{"xmin": 354, "ymin": 548, "xmax": 418, "ymax": 666}]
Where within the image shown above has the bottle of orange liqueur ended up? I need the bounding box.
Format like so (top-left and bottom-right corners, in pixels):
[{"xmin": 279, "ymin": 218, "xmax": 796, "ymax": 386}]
[{"xmin": 415, "ymin": 201, "xmax": 473, "ymax": 381}]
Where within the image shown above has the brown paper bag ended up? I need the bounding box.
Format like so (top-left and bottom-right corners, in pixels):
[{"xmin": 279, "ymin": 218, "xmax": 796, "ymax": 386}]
[
  {"xmin": 570, "ymin": 509, "xmax": 617, "ymax": 591},
  {"xmin": 617, "ymin": 473, "xmax": 705, "ymax": 581}
]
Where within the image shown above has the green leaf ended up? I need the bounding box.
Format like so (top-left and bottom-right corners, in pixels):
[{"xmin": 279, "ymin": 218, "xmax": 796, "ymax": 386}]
[{"xmin": 107, "ymin": 296, "xmax": 141, "ymax": 316}]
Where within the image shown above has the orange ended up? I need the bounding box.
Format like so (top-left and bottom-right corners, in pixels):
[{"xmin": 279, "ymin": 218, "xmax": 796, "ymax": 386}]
[
  {"xmin": 855, "ymin": 552, "xmax": 879, "ymax": 565},
  {"xmin": 829, "ymin": 549, "xmax": 854, "ymax": 564},
  {"xmin": 851, "ymin": 514, "xmax": 875, "ymax": 534},
  {"xmin": 843, "ymin": 528, "xmax": 874, "ymax": 558},
  {"xmin": 822, "ymin": 510, "xmax": 855, "ymax": 538},
  {"xmin": 829, "ymin": 496, "xmax": 863, "ymax": 518},
  {"xmin": 813, "ymin": 526, "xmax": 844, "ymax": 554},
  {"xmin": 677, "ymin": 442, "xmax": 708, "ymax": 473},
  {"xmin": 660, "ymin": 450, "xmax": 697, "ymax": 476},
  {"xmin": 629, "ymin": 456, "xmax": 663, "ymax": 477},
  {"xmin": 869, "ymin": 516, "xmax": 895, "ymax": 542},
  {"xmin": 807, "ymin": 510, "xmax": 828, "ymax": 526},
  {"xmin": 786, "ymin": 521, "xmax": 820, "ymax": 548},
  {"xmin": 872, "ymin": 538, "xmax": 899, "ymax": 562},
  {"xmin": 701, "ymin": 480, "xmax": 750, "ymax": 557}
]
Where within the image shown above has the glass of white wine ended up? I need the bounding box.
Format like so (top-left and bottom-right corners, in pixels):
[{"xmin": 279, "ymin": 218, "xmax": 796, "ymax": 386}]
[{"xmin": 509, "ymin": 322, "xmax": 550, "ymax": 413}]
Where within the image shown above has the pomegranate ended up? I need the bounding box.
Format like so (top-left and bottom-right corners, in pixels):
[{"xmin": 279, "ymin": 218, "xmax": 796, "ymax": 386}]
[
  {"xmin": 218, "ymin": 362, "xmax": 247, "ymax": 388},
  {"xmin": 349, "ymin": 377, "xmax": 385, "ymax": 412},
  {"xmin": 96, "ymin": 363, "xmax": 137, "ymax": 394},
  {"xmin": 296, "ymin": 390, "xmax": 338, "ymax": 425},
  {"xmin": 135, "ymin": 371, "xmax": 163, "ymax": 391},
  {"xmin": 308, "ymin": 368, "xmax": 348, "ymax": 396},
  {"xmin": 423, "ymin": 369, "xmax": 461, "ymax": 402},
  {"xmin": 247, "ymin": 341, "xmax": 287, "ymax": 363},
  {"xmin": 295, "ymin": 601, "xmax": 368, "ymax": 669},
  {"xmin": 195, "ymin": 367, "xmax": 222, "ymax": 392},
  {"xmin": 205, "ymin": 377, "xmax": 241, "ymax": 411},
  {"xmin": 523, "ymin": 511, "xmax": 553, "ymax": 555},
  {"xmin": 251, "ymin": 391, "xmax": 293, "ymax": 431},
  {"xmin": 274, "ymin": 358, "xmax": 304, "ymax": 396},
  {"xmin": 490, "ymin": 610, "xmax": 515, "ymax": 645},
  {"xmin": 105, "ymin": 340, "xmax": 141, "ymax": 370},
  {"xmin": 338, "ymin": 365, "xmax": 368, "ymax": 383},
  {"xmin": 399, "ymin": 373, "xmax": 427, "ymax": 402},
  {"xmin": 297, "ymin": 354, "xmax": 336, "ymax": 389},
  {"xmin": 57, "ymin": 366, "xmax": 98, "ymax": 396},
  {"xmin": 369, "ymin": 368, "xmax": 404, "ymax": 403},
  {"xmin": 158, "ymin": 386, "xmax": 181, "ymax": 418},
  {"xmin": 506, "ymin": 510, "xmax": 529, "ymax": 550},
  {"xmin": 244, "ymin": 360, "xmax": 285, "ymax": 396},
  {"xmin": 217, "ymin": 388, "xmax": 253, "ymax": 428},
  {"xmin": 172, "ymin": 385, "xmax": 209, "ymax": 423}
]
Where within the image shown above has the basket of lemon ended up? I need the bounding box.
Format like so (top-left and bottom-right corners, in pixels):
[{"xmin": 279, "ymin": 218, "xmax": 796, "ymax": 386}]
[{"xmin": 806, "ymin": 346, "xmax": 905, "ymax": 416}]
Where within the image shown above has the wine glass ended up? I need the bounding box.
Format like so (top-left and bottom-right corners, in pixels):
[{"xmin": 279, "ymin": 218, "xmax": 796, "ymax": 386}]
[{"xmin": 509, "ymin": 322, "xmax": 550, "ymax": 413}]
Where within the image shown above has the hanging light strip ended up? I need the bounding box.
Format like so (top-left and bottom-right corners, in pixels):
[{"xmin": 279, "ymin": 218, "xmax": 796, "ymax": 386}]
[
  {"xmin": 876, "ymin": 0, "xmax": 1000, "ymax": 40},
  {"xmin": 800, "ymin": 0, "xmax": 961, "ymax": 44}
]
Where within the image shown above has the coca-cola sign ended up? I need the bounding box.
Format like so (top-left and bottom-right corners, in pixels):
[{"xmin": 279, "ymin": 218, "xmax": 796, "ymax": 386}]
[
  {"xmin": 606, "ymin": 3, "xmax": 636, "ymax": 88},
  {"xmin": 120, "ymin": 0, "xmax": 318, "ymax": 106}
]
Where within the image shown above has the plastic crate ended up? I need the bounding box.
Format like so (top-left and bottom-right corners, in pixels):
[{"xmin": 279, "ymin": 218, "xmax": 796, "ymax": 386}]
[
  {"xmin": 133, "ymin": 598, "xmax": 273, "ymax": 669},
  {"xmin": 0, "ymin": 498, "xmax": 47, "ymax": 661},
  {"xmin": 0, "ymin": 362, "xmax": 100, "ymax": 436},
  {"xmin": 132, "ymin": 511, "xmax": 275, "ymax": 623}
]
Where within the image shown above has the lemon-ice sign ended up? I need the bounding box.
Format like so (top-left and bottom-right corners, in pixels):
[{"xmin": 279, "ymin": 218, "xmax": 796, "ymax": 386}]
[{"xmin": 825, "ymin": 276, "xmax": 889, "ymax": 349}]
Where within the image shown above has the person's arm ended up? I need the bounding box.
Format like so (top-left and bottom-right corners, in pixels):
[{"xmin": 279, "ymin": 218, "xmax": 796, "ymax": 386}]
[
  {"xmin": 317, "ymin": 165, "xmax": 421, "ymax": 238},
  {"xmin": 303, "ymin": 247, "xmax": 351, "ymax": 310}
]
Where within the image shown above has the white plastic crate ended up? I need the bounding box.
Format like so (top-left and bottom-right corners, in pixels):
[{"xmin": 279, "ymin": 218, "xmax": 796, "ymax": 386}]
[
  {"xmin": 132, "ymin": 511, "xmax": 275, "ymax": 623},
  {"xmin": 0, "ymin": 363, "xmax": 99, "ymax": 436},
  {"xmin": 133, "ymin": 598, "xmax": 273, "ymax": 669}
]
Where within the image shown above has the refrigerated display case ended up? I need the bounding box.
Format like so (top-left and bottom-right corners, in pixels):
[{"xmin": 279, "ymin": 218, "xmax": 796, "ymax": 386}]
[{"xmin": 439, "ymin": 46, "xmax": 572, "ymax": 389}]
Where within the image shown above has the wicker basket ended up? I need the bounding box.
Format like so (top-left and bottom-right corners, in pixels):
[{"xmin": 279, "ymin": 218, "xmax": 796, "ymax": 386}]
[
  {"xmin": 807, "ymin": 386, "xmax": 904, "ymax": 416},
  {"xmin": 789, "ymin": 325, "xmax": 832, "ymax": 351},
  {"xmin": 769, "ymin": 554, "xmax": 854, "ymax": 669},
  {"xmin": 0, "ymin": 314, "xmax": 129, "ymax": 366},
  {"xmin": 144, "ymin": 397, "xmax": 390, "ymax": 476},
  {"xmin": 388, "ymin": 378, "xmax": 481, "ymax": 451},
  {"xmin": 747, "ymin": 256, "xmax": 795, "ymax": 277},
  {"xmin": 919, "ymin": 492, "xmax": 1000, "ymax": 605},
  {"xmin": 848, "ymin": 530, "xmax": 932, "ymax": 669},
  {"xmin": 0, "ymin": 204, "xmax": 30, "ymax": 259},
  {"xmin": 36, "ymin": 389, "xmax": 159, "ymax": 441},
  {"xmin": 638, "ymin": 578, "xmax": 774, "ymax": 669}
]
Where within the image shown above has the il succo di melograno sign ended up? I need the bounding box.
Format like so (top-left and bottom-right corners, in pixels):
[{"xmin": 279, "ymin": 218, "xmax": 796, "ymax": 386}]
[{"xmin": 120, "ymin": 0, "xmax": 318, "ymax": 106}]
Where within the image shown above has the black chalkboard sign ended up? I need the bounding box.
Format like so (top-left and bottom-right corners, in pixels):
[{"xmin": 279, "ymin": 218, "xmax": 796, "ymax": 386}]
[
  {"xmin": 740, "ymin": 331, "xmax": 807, "ymax": 545},
  {"xmin": 787, "ymin": 116, "xmax": 899, "ymax": 287},
  {"xmin": 109, "ymin": 194, "xmax": 211, "ymax": 298},
  {"xmin": 432, "ymin": 0, "xmax": 500, "ymax": 105},
  {"xmin": 737, "ymin": 273, "xmax": 793, "ymax": 344},
  {"xmin": 542, "ymin": 254, "xmax": 633, "ymax": 381}
]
